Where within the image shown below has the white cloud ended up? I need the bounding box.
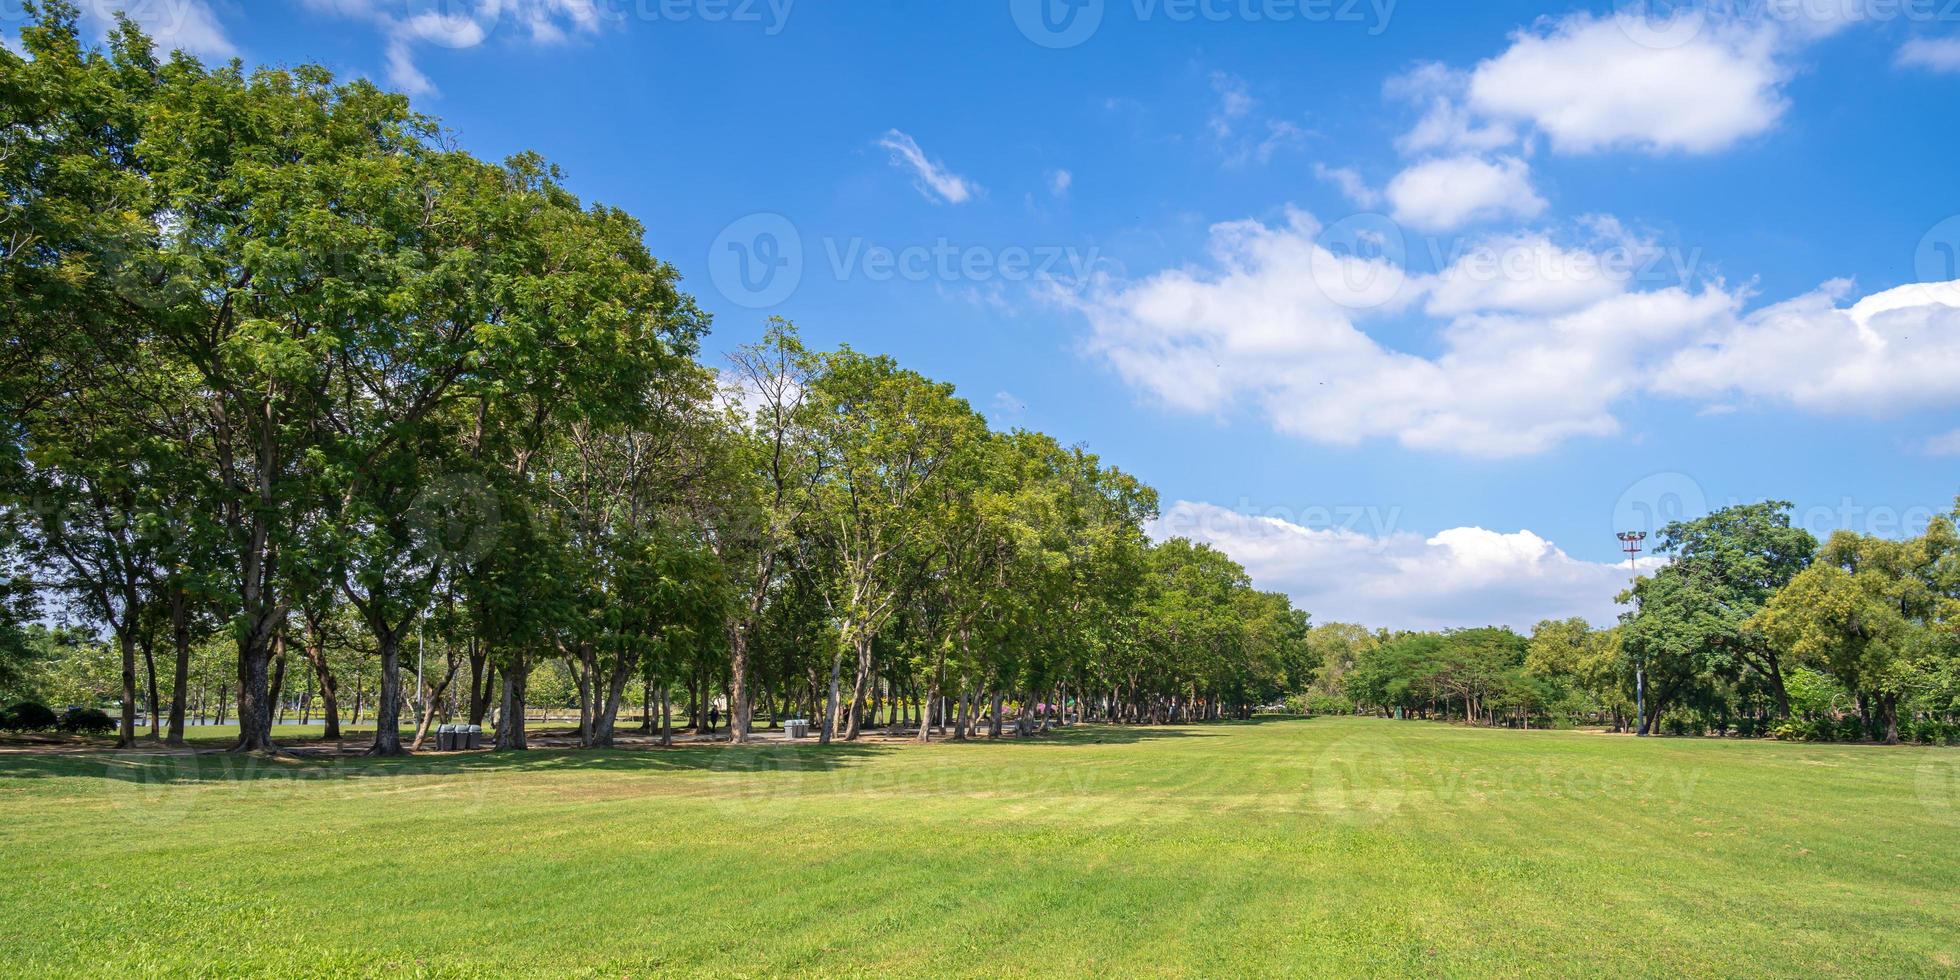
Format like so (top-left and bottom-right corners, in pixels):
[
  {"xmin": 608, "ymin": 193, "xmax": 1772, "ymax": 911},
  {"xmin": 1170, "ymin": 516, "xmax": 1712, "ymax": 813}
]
[
  {"xmin": 1206, "ymin": 72, "xmax": 1307, "ymax": 166},
  {"xmin": 383, "ymin": 39, "xmax": 434, "ymax": 96},
  {"xmin": 877, "ymin": 130, "xmax": 978, "ymax": 205},
  {"xmin": 1071, "ymin": 208, "xmax": 1730, "ymax": 457},
  {"xmin": 1312, "ymin": 163, "xmax": 1381, "ymax": 208},
  {"xmin": 1385, "ymin": 155, "xmax": 1546, "ymax": 232},
  {"xmin": 1208, "ymin": 71, "xmax": 1256, "ymax": 138},
  {"xmin": 1920, "ymin": 431, "xmax": 1960, "ymax": 456},
  {"xmin": 991, "ymin": 391, "xmax": 1028, "ymax": 422},
  {"xmin": 303, "ymin": 0, "xmax": 603, "ymax": 97},
  {"xmin": 1152, "ymin": 501, "xmax": 1655, "ymax": 630},
  {"xmin": 1898, "ymin": 37, "xmax": 1960, "ymax": 73},
  {"xmin": 1420, "ymin": 230, "xmax": 1650, "ymax": 317},
  {"xmin": 83, "ymin": 0, "xmax": 237, "ymax": 59},
  {"xmin": 1924, "ymin": 429, "xmax": 1960, "ymax": 457},
  {"xmin": 1656, "ymin": 279, "xmax": 1960, "ymax": 413},
  {"xmin": 1386, "ymin": 63, "xmax": 1518, "ymax": 155},
  {"xmin": 1049, "ymin": 168, "xmax": 1074, "ymax": 198},
  {"xmin": 1467, "ymin": 12, "xmax": 1788, "ymax": 154},
  {"xmin": 1066, "ymin": 208, "xmax": 1960, "ymax": 458}
]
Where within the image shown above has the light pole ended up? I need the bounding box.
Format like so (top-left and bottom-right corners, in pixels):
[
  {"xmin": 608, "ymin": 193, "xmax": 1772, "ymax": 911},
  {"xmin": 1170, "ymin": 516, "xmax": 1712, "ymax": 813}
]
[{"xmin": 1617, "ymin": 530, "xmax": 1648, "ymax": 736}]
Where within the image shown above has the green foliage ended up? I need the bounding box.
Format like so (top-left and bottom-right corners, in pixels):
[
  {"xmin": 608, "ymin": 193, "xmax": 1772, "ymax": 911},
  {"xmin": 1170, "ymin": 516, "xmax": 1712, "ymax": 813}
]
[
  {"xmin": 57, "ymin": 706, "xmax": 114, "ymax": 735},
  {"xmin": 0, "ymin": 701, "xmax": 58, "ymax": 733}
]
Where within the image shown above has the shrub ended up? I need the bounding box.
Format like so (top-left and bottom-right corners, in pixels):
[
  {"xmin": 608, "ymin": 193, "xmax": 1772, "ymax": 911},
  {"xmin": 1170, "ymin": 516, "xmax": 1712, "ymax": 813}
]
[
  {"xmin": 59, "ymin": 707, "xmax": 116, "ymax": 736},
  {"xmin": 0, "ymin": 701, "xmax": 59, "ymax": 733},
  {"xmin": 1834, "ymin": 716, "xmax": 1865, "ymax": 742}
]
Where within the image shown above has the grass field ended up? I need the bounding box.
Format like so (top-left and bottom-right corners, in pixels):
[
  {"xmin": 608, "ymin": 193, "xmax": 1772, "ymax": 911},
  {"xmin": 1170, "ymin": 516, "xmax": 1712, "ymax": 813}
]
[{"xmin": 1, "ymin": 717, "xmax": 1956, "ymax": 977}]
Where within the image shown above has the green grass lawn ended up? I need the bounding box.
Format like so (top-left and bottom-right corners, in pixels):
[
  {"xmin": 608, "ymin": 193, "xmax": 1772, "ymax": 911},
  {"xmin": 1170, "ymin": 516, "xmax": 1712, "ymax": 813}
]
[{"xmin": 1, "ymin": 718, "xmax": 1955, "ymax": 977}]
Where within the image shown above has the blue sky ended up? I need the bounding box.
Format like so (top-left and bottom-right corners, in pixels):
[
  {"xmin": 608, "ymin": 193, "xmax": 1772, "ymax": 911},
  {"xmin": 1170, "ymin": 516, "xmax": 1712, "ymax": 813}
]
[{"xmin": 29, "ymin": 0, "xmax": 1960, "ymax": 629}]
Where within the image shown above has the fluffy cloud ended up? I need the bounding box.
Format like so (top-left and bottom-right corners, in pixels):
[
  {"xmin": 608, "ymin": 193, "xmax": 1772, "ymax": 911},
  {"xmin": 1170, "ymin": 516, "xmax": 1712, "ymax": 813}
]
[
  {"xmin": 1386, "ymin": 63, "xmax": 1519, "ymax": 156},
  {"xmin": 82, "ymin": 0, "xmax": 237, "ymax": 59},
  {"xmin": 1898, "ymin": 37, "xmax": 1960, "ymax": 73},
  {"xmin": 1386, "ymin": 155, "xmax": 1546, "ymax": 232},
  {"xmin": 1420, "ymin": 230, "xmax": 1650, "ymax": 317},
  {"xmin": 878, "ymin": 130, "xmax": 979, "ymax": 205},
  {"xmin": 1151, "ymin": 501, "xmax": 1654, "ymax": 630},
  {"xmin": 1068, "ymin": 209, "xmax": 1960, "ymax": 458},
  {"xmin": 1656, "ymin": 280, "xmax": 1960, "ymax": 413},
  {"xmin": 1466, "ymin": 13, "xmax": 1788, "ymax": 154}
]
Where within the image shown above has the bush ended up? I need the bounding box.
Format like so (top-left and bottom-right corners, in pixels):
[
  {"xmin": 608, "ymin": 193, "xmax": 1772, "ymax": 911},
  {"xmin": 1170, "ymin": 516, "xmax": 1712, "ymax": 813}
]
[
  {"xmin": 0, "ymin": 701, "xmax": 59, "ymax": 733},
  {"xmin": 1768, "ymin": 718, "xmax": 1824, "ymax": 742},
  {"xmin": 59, "ymin": 707, "xmax": 116, "ymax": 736},
  {"xmin": 1835, "ymin": 716, "xmax": 1866, "ymax": 742}
]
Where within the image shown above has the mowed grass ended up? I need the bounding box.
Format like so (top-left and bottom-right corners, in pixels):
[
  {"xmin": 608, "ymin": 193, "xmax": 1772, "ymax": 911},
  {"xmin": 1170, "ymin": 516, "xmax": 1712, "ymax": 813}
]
[{"xmin": 1, "ymin": 718, "xmax": 1955, "ymax": 977}]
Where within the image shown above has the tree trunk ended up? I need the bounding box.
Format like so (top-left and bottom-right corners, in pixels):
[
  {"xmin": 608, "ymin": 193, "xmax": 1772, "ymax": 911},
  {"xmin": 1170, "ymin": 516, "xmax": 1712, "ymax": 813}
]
[
  {"xmin": 231, "ymin": 631, "xmax": 275, "ymax": 753},
  {"xmin": 266, "ymin": 636, "xmax": 287, "ymax": 743},
  {"xmin": 115, "ymin": 628, "xmax": 138, "ymax": 748},
  {"xmin": 820, "ymin": 642, "xmax": 846, "ymax": 745},
  {"xmin": 728, "ymin": 626, "xmax": 752, "ymax": 744},
  {"xmin": 468, "ymin": 643, "xmax": 493, "ymax": 727},
  {"xmin": 166, "ymin": 588, "xmax": 192, "ymax": 745},
  {"xmin": 845, "ymin": 634, "xmax": 873, "ymax": 741},
  {"xmin": 302, "ymin": 627, "xmax": 342, "ymax": 741},
  {"xmin": 1766, "ymin": 655, "xmax": 1792, "ymax": 719},
  {"xmin": 495, "ymin": 653, "xmax": 528, "ymax": 751},
  {"xmin": 366, "ymin": 622, "xmax": 406, "ymax": 756}
]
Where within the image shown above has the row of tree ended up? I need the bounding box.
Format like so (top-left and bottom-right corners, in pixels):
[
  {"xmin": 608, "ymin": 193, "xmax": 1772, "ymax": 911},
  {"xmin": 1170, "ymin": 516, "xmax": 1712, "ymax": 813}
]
[
  {"xmin": 0, "ymin": 7, "xmax": 1314, "ymax": 753},
  {"xmin": 1308, "ymin": 501, "xmax": 1960, "ymax": 744}
]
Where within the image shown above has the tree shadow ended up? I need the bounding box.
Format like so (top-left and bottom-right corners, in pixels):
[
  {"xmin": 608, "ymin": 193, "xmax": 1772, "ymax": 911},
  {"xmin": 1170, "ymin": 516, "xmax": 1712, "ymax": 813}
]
[{"xmin": 0, "ymin": 719, "xmax": 1316, "ymax": 787}]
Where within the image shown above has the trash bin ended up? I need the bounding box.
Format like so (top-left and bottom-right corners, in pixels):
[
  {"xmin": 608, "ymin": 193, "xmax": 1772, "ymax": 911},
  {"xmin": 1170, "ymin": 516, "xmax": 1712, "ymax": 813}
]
[
  {"xmin": 786, "ymin": 719, "xmax": 809, "ymax": 739},
  {"xmin": 465, "ymin": 725, "xmax": 482, "ymax": 749},
  {"xmin": 436, "ymin": 725, "xmax": 455, "ymax": 751}
]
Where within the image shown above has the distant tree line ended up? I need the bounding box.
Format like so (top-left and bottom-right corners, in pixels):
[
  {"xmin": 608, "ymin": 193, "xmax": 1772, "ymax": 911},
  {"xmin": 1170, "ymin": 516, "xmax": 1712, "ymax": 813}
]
[
  {"xmin": 1303, "ymin": 501, "xmax": 1960, "ymax": 745},
  {"xmin": 0, "ymin": 7, "xmax": 1316, "ymax": 752}
]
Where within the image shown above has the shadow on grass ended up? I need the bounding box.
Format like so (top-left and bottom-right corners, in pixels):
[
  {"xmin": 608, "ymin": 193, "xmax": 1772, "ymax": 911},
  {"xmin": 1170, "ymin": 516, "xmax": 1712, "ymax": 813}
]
[{"xmin": 0, "ymin": 719, "xmax": 1315, "ymax": 787}]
